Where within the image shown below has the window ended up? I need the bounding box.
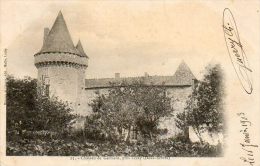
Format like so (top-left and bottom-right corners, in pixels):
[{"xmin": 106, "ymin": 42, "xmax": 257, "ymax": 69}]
[
  {"xmin": 131, "ymin": 126, "xmax": 138, "ymax": 140},
  {"xmin": 41, "ymin": 75, "xmax": 50, "ymax": 97},
  {"xmin": 45, "ymin": 84, "xmax": 50, "ymax": 96}
]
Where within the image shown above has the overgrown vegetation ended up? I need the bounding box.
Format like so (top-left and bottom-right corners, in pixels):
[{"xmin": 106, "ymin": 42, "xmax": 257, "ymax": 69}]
[
  {"xmin": 7, "ymin": 136, "xmax": 222, "ymax": 157},
  {"xmin": 6, "ymin": 76, "xmax": 76, "ymax": 144},
  {"xmin": 85, "ymin": 80, "xmax": 173, "ymax": 142},
  {"xmin": 175, "ymin": 64, "xmax": 225, "ymax": 142},
  {"xmin": 6, "ymin": 63, "xmax": 224, "ymax": 156}
]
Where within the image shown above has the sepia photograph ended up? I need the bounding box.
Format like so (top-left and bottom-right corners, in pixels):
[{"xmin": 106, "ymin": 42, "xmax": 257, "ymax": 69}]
[{"xmin": 0, "ymin": 0, "xmax": 259, "ymax": 166}]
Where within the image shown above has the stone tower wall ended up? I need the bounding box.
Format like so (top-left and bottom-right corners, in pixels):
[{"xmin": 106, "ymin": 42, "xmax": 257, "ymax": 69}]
[
  {"xmin": 76, "ymin": 67, "xmax": 87, "ymax": 112},
  {"xmin": 35, "ymin": 52, "xmax": 87, "ymax": 111}
]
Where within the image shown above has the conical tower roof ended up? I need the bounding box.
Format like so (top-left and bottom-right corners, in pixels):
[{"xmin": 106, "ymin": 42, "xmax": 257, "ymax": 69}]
[
  {"xmin": 76, "ymin": 40, "xmax": 88, "ymax": 58},
  {"xmin": 170, "ymin": 61, "xmax": 196, "ymax": 85},
  {"xmin": 39, "ymin": 11, "xmax": 80, "ymax": 55}
]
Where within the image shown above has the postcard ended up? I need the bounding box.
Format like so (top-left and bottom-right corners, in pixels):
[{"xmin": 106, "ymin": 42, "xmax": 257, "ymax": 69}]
[{"xmin": 0, "ymin": 0, "xmax": 259, "ymax": 166}]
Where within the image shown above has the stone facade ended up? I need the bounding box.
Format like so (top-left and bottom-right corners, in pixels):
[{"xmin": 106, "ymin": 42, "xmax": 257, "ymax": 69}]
[
  {"xmin": 159, "ymin": 86, "xmax": 193, "ymax": 138},
  {"xmin": 34, "ymin": 12, "xmax": 197, "ymax": 138}
]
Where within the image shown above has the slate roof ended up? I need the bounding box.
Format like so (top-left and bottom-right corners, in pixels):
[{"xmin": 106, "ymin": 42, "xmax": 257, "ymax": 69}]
[
  {"xmin": 38, "ymin": 11, "xmax": 84, "ymax": 56},
  {"xmin": 170, "ymin": 61, "xmax": 196, "ymax": 85},
  {"xmin": 85, "ymin": 61, "xmax": 196, "ymax": 89},
  {"xmin": 76, "ymin": 40, "xmax": 88, "ymax": 58}
]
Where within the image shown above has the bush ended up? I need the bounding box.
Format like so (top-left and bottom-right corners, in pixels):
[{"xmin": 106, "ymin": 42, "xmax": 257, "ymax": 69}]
[
  {"xmin": 6, "ymin": 136, "xmax": 222, "ymax": 157},
  {"xmin": 6, "ymin": 76, "xmax": 77, "ymax": 142}
]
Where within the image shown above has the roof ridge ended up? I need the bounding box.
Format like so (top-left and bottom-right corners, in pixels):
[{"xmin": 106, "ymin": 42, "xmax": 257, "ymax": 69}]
[{"xmin": 85, "ymin": 75, "xmax": 173, "ymax": 80}]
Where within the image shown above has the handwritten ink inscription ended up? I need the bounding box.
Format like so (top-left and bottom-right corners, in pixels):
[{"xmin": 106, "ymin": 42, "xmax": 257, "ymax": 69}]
[
  {"xmin": 237, "ymin": 113, "xmax": 258, "ymax": 166},
  {"xmin": 223, "ymin": 8, "xmax": 253, "ymax": 94}
]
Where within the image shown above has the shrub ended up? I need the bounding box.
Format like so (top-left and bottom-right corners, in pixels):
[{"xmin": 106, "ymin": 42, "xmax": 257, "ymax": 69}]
[
  {"xmin": 6, "ymin": 137, "xmax": 222, "ymax": 156},
  {"xmin": 6, "ymin": 76, "xmax": 77, "ymax": 142}
]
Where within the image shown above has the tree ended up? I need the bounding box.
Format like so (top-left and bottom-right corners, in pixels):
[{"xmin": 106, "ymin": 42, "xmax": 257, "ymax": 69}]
[
  {"xmin": 176, "ymin": 64, "xmax": 224, "ymax": 142},
  {"xmin": 6, "ymin": 76, "xmax": 76, "ymax": 140},
  {"xmin": 175, "ymin": 111, "xmax": 189, "ymax": 141},
  {"xmin": 87, "ymin": 80, "xmax": 173, "ymax": 142}
]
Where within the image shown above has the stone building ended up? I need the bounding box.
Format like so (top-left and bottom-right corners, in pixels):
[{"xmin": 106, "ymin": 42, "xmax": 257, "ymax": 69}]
[
  {"xmin": 34, "ymin": 12, "xmax": 197, "ymax": 138},
  {"xmin": 34, "ymin": 11, "xmax": 88, "ymax": 112}
]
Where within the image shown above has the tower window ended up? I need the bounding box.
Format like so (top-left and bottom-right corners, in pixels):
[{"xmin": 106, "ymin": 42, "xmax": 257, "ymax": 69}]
[
  {"xmin": 45, "ymin": 84, "xmax": 50, "ymax": 96},
  {"xmin": 131, "ymin": 126, "xmax": 138, "ymax": 140}
]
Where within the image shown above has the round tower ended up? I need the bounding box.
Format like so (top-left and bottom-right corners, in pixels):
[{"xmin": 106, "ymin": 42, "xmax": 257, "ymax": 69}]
[{"xmin": 34, "ymin": 11, "xmax": 88, "ymax": 111}]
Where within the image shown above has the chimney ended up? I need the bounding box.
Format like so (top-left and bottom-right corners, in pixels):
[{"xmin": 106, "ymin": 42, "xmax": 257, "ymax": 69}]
[
  {"xmin": 115, "ymin": 73, "xmax": 120, "ymax": 79},
  {"xmin": 144, "ymin": 72, "xmax": 149, "ymax": 77},
  {"xmin": 43, "ymin": 27, "xmax": 50, "ymax": 44}
]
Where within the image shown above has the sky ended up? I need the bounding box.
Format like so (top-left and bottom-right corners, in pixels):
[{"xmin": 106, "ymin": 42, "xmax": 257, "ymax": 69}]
[{"xmin": 0, "ymin": 0, "xmax": 259, "ymax": 79}]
